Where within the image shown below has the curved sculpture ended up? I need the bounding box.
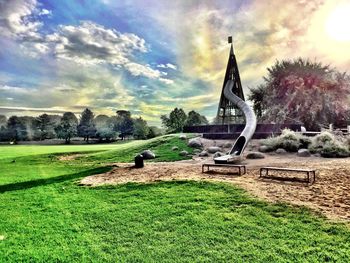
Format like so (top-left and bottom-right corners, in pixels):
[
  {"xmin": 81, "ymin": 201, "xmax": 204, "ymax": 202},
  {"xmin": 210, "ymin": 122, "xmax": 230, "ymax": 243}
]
[{"xmin": 214, "ymin": 79, "xmax": 257, "ymax": 164}]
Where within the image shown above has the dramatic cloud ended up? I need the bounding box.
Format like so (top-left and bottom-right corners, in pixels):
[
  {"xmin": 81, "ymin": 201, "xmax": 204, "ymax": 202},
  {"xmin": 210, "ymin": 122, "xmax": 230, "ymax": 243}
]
[
  {"xmin": 43, "ymin": 21, "xmax": 174, "ymax": 83},
  {"xmin": 1, "ymin": 0, "xmax": 349, "ymax": 124},
  {"xmin": 46, "ymin": 21, "xmax": 147, "ymax": 64},
  {"xmin": 0, "ymin": 0, "xmax": 41, "ymax": 40}
]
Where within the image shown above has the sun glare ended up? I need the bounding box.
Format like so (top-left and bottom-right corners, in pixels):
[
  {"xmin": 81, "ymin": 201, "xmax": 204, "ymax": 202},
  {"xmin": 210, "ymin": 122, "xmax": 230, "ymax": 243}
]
[{"xmin": 325, "ymin": 3, "xmax": 350, "ymax": 42}]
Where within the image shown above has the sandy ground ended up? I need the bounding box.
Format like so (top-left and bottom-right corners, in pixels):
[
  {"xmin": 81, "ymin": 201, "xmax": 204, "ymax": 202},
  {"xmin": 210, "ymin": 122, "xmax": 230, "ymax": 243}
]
[{"xmin": 80, "ymin": 151, "xmax": 350, "ymax": 222}]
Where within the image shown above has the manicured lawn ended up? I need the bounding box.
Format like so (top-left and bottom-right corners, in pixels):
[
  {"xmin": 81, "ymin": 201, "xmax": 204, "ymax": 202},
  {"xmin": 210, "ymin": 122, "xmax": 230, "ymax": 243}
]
[
  {"xmin": 0, "ymin": 135, "xmax": 194, "ymax": 185},
  {"xmin": 1, "ymin": 135, "xmax": 350, "ymax": 262}
]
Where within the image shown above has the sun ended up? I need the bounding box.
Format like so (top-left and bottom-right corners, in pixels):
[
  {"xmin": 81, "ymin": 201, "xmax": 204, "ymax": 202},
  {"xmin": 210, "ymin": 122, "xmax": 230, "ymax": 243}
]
[{"xmin": 325, "ymin": 3, "xmax": 350, "ymax": 42}]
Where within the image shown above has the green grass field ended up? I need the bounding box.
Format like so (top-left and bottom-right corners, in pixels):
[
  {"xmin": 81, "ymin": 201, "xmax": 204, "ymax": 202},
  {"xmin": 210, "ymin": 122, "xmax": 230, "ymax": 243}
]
[{"xmin": 1, "ymin": 135, "xmax": 350, "ymax": 262}]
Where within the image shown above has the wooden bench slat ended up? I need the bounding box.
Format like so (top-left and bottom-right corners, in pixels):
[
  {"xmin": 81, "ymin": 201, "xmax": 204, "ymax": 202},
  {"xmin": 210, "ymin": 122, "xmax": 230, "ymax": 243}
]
[
  {"xmin": 262, "ymin": 167, "xmax": 315, "ymax": 172},
  {"xmin": 203, "ymin": 164, "xmax": 245, "ymax": 167},
  {"xmin": 260, "ymin": 167, "xmax": 316, "ymax": 184},
  {"xmin": 202, "ymin": 163, "xmax": 246, "ymax": 175}
]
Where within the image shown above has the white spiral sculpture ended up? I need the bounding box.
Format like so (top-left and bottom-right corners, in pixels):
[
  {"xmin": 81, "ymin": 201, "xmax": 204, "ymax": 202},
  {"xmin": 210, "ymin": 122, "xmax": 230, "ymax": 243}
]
[{"xmin": 214, "ymin": 79, "xmax": 257, "ymax": 164}]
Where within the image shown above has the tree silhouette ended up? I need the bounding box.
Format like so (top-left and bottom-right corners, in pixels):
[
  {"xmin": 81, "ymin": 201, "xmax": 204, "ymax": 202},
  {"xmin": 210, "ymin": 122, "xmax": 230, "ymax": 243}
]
[{"xmin": 249, "ymin": 58, "xmax": 350, "ymax": 130}]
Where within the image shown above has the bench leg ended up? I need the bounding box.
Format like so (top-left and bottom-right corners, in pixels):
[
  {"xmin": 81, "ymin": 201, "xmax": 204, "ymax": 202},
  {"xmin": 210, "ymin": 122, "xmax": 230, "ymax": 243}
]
[
  {"xmin": 238, "ymin": 167, "xmax": 241, "ymax": 176},
  {"xmin": 260, "ymin": 168, "xmax": 268, "ymax": 177}
]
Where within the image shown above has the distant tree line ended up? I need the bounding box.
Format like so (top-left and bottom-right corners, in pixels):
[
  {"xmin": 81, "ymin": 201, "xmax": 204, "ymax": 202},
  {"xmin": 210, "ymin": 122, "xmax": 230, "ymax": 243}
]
[
  {"xmin": 0, "ymin": 109, "xmax": 161, "ymax": 143},
  {"xmin": 161, "ymin": 108, "xmax": 208, "ymax": 133}
]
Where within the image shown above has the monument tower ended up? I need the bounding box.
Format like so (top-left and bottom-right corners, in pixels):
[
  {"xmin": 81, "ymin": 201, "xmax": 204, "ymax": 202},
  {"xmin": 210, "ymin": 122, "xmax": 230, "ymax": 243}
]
[{"xmin": 216, "ymin": 36, "xmax": 245, "ymax": 124}]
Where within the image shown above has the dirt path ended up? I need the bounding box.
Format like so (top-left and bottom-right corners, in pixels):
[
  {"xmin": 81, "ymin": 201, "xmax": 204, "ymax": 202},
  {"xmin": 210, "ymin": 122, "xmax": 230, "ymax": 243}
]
[{"xmin": 80, "ymin": 154, "xmax": 350, "ymax": 222}]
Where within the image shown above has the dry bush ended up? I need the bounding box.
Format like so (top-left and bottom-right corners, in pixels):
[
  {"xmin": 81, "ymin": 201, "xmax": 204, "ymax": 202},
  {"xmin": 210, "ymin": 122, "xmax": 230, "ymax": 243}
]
[
  {"xmin": 309, "ymin": 131, "xmax": 349, "ymax": 157},
  {"xmin": 261, "ymin": 129, "xmax": 302, "ymax": 152}
]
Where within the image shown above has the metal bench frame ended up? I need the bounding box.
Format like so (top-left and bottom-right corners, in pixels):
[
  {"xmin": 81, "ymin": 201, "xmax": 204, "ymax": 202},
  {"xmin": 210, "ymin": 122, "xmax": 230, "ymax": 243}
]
[
  {"xmin": 202, "ymin": 163, "xmax": 246, "ymax": 175},
  {"xmin": 260, "ymin": 167, "xmax": 316, "ymax": 184}
]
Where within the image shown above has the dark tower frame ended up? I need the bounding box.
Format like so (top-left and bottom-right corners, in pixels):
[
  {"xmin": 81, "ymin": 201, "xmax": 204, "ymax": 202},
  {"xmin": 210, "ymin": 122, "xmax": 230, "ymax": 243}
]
[{"xmin": 216, "ymin": 36, "xmax": 245, "ymax": 124}]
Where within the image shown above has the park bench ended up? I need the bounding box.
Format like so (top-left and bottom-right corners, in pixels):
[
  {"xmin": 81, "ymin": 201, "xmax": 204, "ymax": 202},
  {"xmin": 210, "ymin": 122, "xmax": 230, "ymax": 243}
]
[
  {"xmin": 260, "ymin": 167, "xmax": 316, "ymax": 184},
  {"xmin": 202, "ymin": 163, "xmax": 246, "ymax": 175}
]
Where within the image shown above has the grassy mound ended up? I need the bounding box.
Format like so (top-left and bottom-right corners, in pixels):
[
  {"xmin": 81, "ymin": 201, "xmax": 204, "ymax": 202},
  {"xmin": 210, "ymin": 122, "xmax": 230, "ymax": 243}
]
[{"xmin": 82, "ymin": 134, "xmax": 195, "ymax": 163}]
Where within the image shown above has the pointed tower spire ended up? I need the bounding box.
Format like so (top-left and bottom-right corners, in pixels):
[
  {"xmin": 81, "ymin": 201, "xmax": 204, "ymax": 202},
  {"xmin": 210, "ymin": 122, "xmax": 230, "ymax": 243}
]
[{"xmin": 216, "ymin": 36, "xmax": 245, "ymax": 124}]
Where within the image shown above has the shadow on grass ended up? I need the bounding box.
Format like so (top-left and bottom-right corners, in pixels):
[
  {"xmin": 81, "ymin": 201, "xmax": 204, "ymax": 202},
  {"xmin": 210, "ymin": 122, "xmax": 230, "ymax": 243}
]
[{"xmin": 0, "ymin": 166, "xmax": 113, "ymax": 193}]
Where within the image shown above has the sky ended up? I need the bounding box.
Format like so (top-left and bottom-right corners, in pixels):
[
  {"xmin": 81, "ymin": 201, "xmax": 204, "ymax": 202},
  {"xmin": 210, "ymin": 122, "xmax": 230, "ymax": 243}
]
[{"xmin": 0, "ymin": 0, "xmax": 350, "ymax": 125}]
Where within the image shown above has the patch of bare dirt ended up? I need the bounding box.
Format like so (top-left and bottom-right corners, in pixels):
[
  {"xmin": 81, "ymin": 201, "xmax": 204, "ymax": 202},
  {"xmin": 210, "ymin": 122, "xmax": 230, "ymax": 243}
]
[
  {"xmin": 80, "ymin": 153, "xmax": 350, "ymax": 222},
  {"xmin": 58, "ymin": 154, "xmax": 83, "ymax": 161}
]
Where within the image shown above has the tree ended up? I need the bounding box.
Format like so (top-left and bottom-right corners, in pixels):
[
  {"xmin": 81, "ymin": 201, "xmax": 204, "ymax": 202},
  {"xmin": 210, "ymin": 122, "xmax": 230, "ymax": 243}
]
[
  {"xmin": 248, "ymin": 85, "xmax": 266, "ymax": 119},
  {"xmin": 161, "ymin": 108, "xmax": 187, "ymax": 133},
  {"xmin": 0, "ymin": 115, "xmax": 6, "ymax": 128},
  {"xmin": 33, "ymin": 114, "xmax": 53, "ymax": 140},
  {"xmin": 0, "ymin": 115, "xmax": 8, "ymax": 141},
  {"xmin": 94, "ymin": 115, "xmax": 110, "ymax": 129},
  {"xmin": 77, "ymin": 108, "xmax": 96, "ymax": 142},
  {"xmin": 115, "ymin": 110, "xmax": 134, "ymax": 140},
  {"xmin": 7, "ymin": 116, "xmax": 27, "ymax": 142},
  {"xmin": 147, "ymin": 126, "xmax": 162, "ymax": 139},
  {"xmin": 133, "ymin": 117, "xmax": 149, "ymax": 139},
  {"xmin": 55, "ymin": 112, "xmax": 78, "ymax": 144},
  {"xmin": 31, "ymin": 114, "xmax": 60, "ymax": 140},
  {"xmin": 185, "ymin": 110, "xmax": 208, "ymax": 126},
  {"xmin": 94, "ymin": 115, "xmax": 116, "ymax": 141},
  {"xmin": 249, "ymin": 58, "xmax": 350, "ymax": 130},
  {"xmin": 0, "ymin": 126, "xmax": 10, "ymax": 142}
]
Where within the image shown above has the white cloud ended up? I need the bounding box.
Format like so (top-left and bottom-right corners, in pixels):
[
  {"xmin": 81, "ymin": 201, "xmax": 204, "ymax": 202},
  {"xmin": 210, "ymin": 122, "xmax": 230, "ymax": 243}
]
[
  {"xmin": 44, "ymin": 21, "xmax": 171, "ymax": 82},
  {"xmin": 159, "ymin": 78, "xmax": 174, "ymax": 85},
  {"xmin": 124, "ymin": 62, "xmax": 161, "ymax": 79},
  {"xmin": 0, "ymin": 85, "xmax": 35, "ymax": 93},
  {"xmin": 39, "ymin": 9, "xmax": 51, "ymax": 16},
  {"xmin": 0, "ymin": 106, "xmax": 79, "ymax": 115},
  {"xmin": 46, "ymin": 21, "xmax": 147, "ymax": 66},
  {"xmin": 166, "ymin": 63, "xmax": 177, "ymax": 70},
  {"xmin": 0, "ymin": 0, "xmax": 42, "ymax": 40},
  {"xmin": 1, "ymin": 3, "xmax": 173, "ymax": 84},
  {"xmin": 157, "ymin": 63, "xmax": 177, "ymax": 70}
]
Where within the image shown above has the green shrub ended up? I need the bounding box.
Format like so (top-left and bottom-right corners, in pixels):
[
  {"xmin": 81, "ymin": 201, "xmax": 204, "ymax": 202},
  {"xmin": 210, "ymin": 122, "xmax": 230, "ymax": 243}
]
[
  {"xmin": 346, "ymin": 137, "xmax": 350, "ymax": 150},
  {"xmin": 308, "ymin": 131, "xmax": 350, "ymax": 157},
  {"xmin": 314, "ymin": 131, "xmax": 335, "ymax": 144},
  {"xmin": 260, "ymin": 137, "xmax": 280, "ymax": 152},
  {"xmin": 261, "ymin": 129, "xmax": 302, "ymax": 152},
  {"xmin": 309, "ymin": 132, "xmax": 335, "ymax": 153},
  {"xmin": 280, "ymin": 129, "xmax": 300, "ymax": 141},
  {"xmin": 299, "ymin": 136, "xmax": 312, "ymax": 149},
  {"xmin": 261, "ymin": 129, "xmax": 349, "ymax": 156},
  {"xmin": 320, "ymin": 141, "xmax": 350, "ymax": 158},
  {"xmin": 280, "ymin": 139, "xmax": 300, "ymax": 152}
]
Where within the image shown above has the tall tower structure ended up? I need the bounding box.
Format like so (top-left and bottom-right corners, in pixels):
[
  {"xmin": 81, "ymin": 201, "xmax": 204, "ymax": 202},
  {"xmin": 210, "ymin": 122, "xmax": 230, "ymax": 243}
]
[{"xmin": 216, "ymin": 36, "xmax": 245, "ymax": 124}]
